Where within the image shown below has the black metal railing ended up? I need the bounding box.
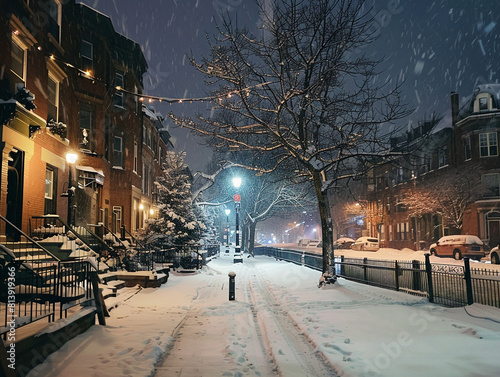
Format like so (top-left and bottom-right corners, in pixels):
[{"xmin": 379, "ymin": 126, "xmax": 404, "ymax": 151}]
[
  {"xmin": 254, "ymin": 246, "xmax": 500, "ymax": 309},
  {"xmin": 0, "ymin": 257, "xmax": 97, "ymax": 339},
  {"xmin": 29, "ymin": 215, "xmax": 115, "ymax": 262}
]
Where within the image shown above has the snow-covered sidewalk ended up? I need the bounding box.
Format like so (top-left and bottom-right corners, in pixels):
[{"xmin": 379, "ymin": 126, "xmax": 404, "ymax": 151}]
[{"xmin": 27, "ymin": 254, "xmax": 500, "ymax": 377}]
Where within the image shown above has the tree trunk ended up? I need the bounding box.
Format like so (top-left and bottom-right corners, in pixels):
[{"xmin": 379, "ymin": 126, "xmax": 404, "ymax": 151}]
[
  {"xmin": 312, "ymin": 170, "xmax": 335, "ymax": 277},
  {"xmin": 247, "ymin": 220, "xmax": 256, "ymax": 257}
]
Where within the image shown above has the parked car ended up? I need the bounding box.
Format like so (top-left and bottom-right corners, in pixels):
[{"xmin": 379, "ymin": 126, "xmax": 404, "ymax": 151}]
[
  {"xmin": 429, "ymin": 235, "xmax": 486, "ymax": 260},
  {"xmin": 490, "ymin": 246, "xmax": 499, "ymax": 264},
  {"xmin": 298, "ymin": 239, "xmax": 320, "ymax": 247},
  {"xmin": 350, "ymin": 237, "xmax": 379, "ymax": 251},
  {"xmin": 333, "ymin": 237, "xmax": 355, "ymax": 249}
]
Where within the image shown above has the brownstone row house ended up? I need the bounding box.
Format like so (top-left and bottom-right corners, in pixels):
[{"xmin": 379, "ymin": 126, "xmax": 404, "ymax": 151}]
[
  {"xmin": 0, "ymin": 0, "xmax": 171, "ymax": 242},
  {"xmin": 353, "ymin": 85, "xmax": 500, "ymax": 250}
]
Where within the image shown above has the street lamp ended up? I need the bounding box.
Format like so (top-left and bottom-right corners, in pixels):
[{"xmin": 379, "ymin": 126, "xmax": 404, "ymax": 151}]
[
  {"xmin": 225, "ymin": 209, "xmax": 231, "ymax": 254},
  {"xmin": 232, "ymin": 177, "xmax": 243, "ymax": 263},
  {"xmin": 66, "ymin": 152, "xmax": 78, "ymax": 227}
]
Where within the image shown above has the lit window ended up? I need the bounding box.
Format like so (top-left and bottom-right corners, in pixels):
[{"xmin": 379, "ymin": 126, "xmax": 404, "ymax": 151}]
[
  {"xmin": 45, "ymin": 169, "xmax": 54, "ymax": 199},
  {"xmin": 479, "ymin": 132, "xmax": 498, "ymax": 157}
]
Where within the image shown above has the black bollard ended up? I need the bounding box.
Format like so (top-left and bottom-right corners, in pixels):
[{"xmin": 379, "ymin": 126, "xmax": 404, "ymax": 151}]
[{"xmin": 228, "ymin": 271, "xmax": 236, "ymax": 300}]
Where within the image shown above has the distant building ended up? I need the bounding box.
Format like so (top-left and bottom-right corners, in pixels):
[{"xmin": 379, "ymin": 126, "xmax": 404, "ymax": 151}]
[{"xmin": 359, "ymin": 86, "xmax": 500, "ymax": 250}]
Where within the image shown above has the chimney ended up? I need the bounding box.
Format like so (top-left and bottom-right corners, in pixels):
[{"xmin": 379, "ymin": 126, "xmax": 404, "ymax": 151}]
[{"xmin": 450, "ymin": 91, "xmax": 459, "ymax": 127}]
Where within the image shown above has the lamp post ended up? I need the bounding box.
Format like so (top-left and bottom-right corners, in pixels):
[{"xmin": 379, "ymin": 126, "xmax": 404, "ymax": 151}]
[
  {"xmin": 225, "ymin": 209, "xmax": 231, "ymax": 255},
  {"xmin": 66, "ymin": 152, "xmax": 78, "ymax": 227},
  {"xmin": 232, "ymin": 177, "xmax": 243, "ymax": 263}
]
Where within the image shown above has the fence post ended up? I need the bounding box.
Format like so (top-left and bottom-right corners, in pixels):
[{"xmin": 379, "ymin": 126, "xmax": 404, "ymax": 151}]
[
  {"xmin": 394, "ymin": 261, "xmax": 400, "ymax": 291},
  {"xmin": 463, "ymin": 257, "xmax": 474, "ymax": 305},
  {"xmin": 412, "ymin": 260, "xmax": 421, "ymax": 291},
  {"xmin": 363, "ymin": 258, "xmax": 368, "ymax": 282},
  {"xmin": 340, "ymin": 255, "xmax": 345, "ymax": 277},
  {"xmin": 424, "ymin": 253, "xmax": 434, "ymax": 303},
  {"xmin": 90, "ymin": 270, "xmax": 107, "ymax": 325}
]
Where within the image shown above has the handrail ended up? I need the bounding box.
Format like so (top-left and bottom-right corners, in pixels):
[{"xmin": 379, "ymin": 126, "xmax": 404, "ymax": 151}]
[
  {"xmin": 90, "ymin": 222, "xmax": 129, "ymax": 250},
  {"xmin": 0, "ymin": 215, "xmax": 60, "ymax": 261},
  {"xmin": 30, "ymin": 215, "xmax": 115, "ymax": 259},
  {"xmin": 120, "ymin": 225, "xmax": 137, "ymax": 243}
]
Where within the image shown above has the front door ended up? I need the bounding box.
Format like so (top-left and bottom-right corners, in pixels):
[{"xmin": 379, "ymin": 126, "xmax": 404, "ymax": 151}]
[
  {"xmin": 488, "ymin": 219, "xmax": 500, "ymax": 248},
  {"xmin": 6, "ymin": 149, "xmax": 24, "ymax": 241}
]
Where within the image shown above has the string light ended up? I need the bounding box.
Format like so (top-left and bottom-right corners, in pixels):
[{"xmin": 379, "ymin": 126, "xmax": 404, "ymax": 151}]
[{"xmin": 12, "ymin": 27, "xmax": 271, "ymax": 106}]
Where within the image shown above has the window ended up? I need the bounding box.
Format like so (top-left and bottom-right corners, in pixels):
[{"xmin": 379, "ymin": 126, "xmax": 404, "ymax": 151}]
[
  {"xmin": 81, "ymin": 40, "xmax": 93, "ymax": 73},
  {"xmin": 47, "ymin": 75, "xmax": 59, "ymax": 121},
  {"xmin": 479, "ymin": 97, "xmax": 488, "ymax": 111},
  {"xmin": 397, "ymin": 222, "xmax": 409, "ymax": 241},
  {"xmin": 479, "ymin": 132, "xmax": 498, "ymax": 157},
  {"xmin": 112, "ymin": 206, "xmax": 122, "ymax": 233},
  {"xmin": 438, "ymin": 145, "xmax": 449, "ymax": 168},
  {"xmin": 104, "ymin": 118, "xmax": 110, "ymax": 161},
  {"xmin": 48, "ymin": 0, "xmax": 62, "ymax": 44},
  {"xmin": 482, "ymin": 173, "xmax": 500, "ymax": 197},
  {"xmin": 142, "ymin": 162, "xmax": 149, "ymax": 194},
  {"xmin": 45, "ymin": 169, "xmax": 54, "ymax": 199},
  {"xmin": 113, "ymin": 136, "xmax": 123, "ymax": 168},
  {"xmin": 114, "ymin": 72, "xmax": 124, "ymax": 107},
  {"xmin": 79, "ymin": 108, "xmax": 93, "ymax": 151},
  {"xmin": 464, "ymin": 136, "xmax": 471, "ymax": 161},
  {"xmin": 133, "ymin": 142, "xmax": 138, "ymax": 173},
  {"xmin": 11, "ymin": 38, "xmax": 26, "ymax": 82}
]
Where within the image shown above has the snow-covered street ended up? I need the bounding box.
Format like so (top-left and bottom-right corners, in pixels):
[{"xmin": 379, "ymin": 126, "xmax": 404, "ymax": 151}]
[{"xmin": 27, "ymin": 252, "xmax": 500, "ymax": 377}]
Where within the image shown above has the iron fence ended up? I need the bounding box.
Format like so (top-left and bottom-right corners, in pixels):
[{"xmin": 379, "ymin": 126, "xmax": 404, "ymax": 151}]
[
  {"xmin": 255, "ymin": 246, "xmax": 500, "ymax": 309},
  {"xmin": 0, "ymin": 259, "xmax": 96, "ymax": 339}
]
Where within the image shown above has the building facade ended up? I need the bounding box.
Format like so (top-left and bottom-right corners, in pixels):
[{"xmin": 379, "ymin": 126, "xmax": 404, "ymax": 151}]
[
  {"xmin": 357, "ymin": 87, "xmax": 500, "ymax": 250},
  {"xmin": 1, "ymin": 0, "xmax": 171, "ymax": 242}
]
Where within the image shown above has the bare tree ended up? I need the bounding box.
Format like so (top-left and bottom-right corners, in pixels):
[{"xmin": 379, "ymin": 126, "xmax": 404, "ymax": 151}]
[
  {"xmin": 401, "ymin": 165, "xmax": 486, "ymax": 233},
  {"xmin": 173, "ymin": 0, "xmax": 412, "ymax": 282},
  {"xmin": 242, "ymin": 173, "xmax": 315, "ymax": 256}
]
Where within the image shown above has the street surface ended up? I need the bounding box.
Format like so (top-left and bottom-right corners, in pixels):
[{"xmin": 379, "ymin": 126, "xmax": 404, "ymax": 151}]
[{"xmin": 154, "ymin": 250, "xmax": 336, "ymax": 377}]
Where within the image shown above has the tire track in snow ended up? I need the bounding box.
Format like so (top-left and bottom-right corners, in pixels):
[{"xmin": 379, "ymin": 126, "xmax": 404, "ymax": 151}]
[{"xmin": 245, "ymin": 259, "xmax": 339, "ymax": 377}]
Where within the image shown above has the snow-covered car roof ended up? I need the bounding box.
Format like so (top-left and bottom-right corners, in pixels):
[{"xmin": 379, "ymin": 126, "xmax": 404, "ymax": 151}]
[{"xmin": 436, "ymin": 235, "xmax": 483, "ymax": 245}]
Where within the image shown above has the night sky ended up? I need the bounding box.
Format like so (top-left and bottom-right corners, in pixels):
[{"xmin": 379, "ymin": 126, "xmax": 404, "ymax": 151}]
[{"xmin": 78, "ymin": 0, "xmax": 500, "ymax": 172}]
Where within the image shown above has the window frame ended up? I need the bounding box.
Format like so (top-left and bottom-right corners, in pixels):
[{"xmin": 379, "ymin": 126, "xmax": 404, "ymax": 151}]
[
  {"xmin": 79, "ymin": 107, "xmax": 94, "ymax": 152},
  {"xmin": 479, "ymin": 132, "xmax": 498, "ymax": 158},
  {"xmin": 114, "ymin": 72, "xmax": 124, "ymax": 108},
  {"xmin": 482, "ymin": 173, "xmax": 500, "ymax": 197},
  {"xmin": 81, "ymin": 40, "xmax": 93, "ymax": 73},
  {"xmin": 11, "ymin": 36, "xmax": 27, "ymax": 83},
  {"xmin": 113, "ymin": 136, "xmax": 124, "ymax": 168}
]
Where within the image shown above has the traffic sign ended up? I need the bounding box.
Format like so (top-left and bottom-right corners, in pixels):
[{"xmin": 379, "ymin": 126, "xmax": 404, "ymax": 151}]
[{"xmin": 233, "ymin": 194, "xmax": 241, "ymax": 202}]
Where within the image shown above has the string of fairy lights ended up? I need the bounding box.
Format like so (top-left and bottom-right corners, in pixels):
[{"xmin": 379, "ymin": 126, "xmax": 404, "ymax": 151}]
[
  {"xmin": 13, "ymin": 27, "xmax": 272, "ymax": 106},
  {"xmin": 47, "ymin": 52, "xmax": 271, "ymax": 106}
]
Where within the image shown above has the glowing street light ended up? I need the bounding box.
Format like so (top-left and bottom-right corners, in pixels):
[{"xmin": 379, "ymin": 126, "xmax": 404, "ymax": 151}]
[{"xmin": 233, "ymin": 177, "xmax": 243, "ymax": 263}]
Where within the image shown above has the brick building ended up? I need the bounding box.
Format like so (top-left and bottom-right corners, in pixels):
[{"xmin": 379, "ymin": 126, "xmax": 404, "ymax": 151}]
[
  {"xmin": 0, "ymin": 0, "xmax": 171, "ymax": 241},
  {"xmin": 356, "ymin": 86, "xmax": 500, "ymax": 250}
]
